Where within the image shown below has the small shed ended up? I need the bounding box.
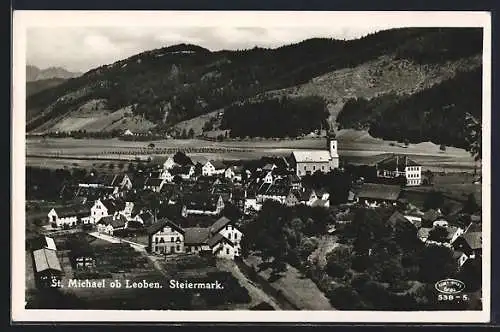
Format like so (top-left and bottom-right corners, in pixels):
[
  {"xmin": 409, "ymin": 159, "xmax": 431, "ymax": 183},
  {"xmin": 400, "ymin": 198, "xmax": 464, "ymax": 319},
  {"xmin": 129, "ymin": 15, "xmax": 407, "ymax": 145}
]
[{"xmin": 32, "ymin": 248, "xmax": 63, "ymax": 288}]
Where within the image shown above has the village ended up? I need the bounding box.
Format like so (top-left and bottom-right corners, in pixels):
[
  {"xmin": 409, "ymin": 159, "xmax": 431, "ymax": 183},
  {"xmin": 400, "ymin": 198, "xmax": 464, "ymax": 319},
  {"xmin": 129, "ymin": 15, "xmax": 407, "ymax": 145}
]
[{"xmin": 26, "ymin": 132, "xmax": 483, "ymax": 310}]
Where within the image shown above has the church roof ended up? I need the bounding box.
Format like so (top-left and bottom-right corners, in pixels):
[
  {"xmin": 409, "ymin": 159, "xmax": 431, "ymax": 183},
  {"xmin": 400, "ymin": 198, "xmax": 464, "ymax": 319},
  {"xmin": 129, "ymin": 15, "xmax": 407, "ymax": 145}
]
[{"xmin": 292, "ymin": 150, "xmax": 332, "ymax": 163}]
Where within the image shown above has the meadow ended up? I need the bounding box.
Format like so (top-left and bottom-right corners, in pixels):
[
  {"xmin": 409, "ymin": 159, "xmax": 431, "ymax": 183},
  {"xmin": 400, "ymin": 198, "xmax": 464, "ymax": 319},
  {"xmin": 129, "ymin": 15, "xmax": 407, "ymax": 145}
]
[{"xmin": 26, "ymin": 129, "xmax": 478, "ymax": 172}]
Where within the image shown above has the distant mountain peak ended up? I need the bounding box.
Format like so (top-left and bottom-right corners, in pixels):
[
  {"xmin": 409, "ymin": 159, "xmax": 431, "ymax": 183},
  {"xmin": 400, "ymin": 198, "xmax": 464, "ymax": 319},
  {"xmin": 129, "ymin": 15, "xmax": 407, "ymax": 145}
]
[{"xmin": 26, "ymin": 65, "xmax": 81, "ymax": 82}]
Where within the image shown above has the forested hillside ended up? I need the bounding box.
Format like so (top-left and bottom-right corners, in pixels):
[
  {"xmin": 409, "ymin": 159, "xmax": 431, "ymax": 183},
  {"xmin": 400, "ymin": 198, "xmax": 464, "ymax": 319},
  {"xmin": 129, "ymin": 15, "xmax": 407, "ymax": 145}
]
[
  {"xmin": 337, "ymin": 68, "xmax": 482, "ymax": 148},
  {"xmin": 26, "ymin": 27, "xmax": 483, "ymax": 148}
]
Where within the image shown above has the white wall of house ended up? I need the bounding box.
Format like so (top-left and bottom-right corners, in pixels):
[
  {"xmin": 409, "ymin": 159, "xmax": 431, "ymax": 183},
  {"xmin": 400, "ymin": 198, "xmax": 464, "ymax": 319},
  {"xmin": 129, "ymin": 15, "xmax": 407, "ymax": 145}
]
[
  {"xmin": 97, "ymin": 224, "xmax": 114, "ymax": 234},
  {"xmin": 151, "ymin": 226, "xmax": 184, "ymax": 254},
  {"xmin": 225, "ymin": 168, "xmax": 235, "ymax": 179},
  {"xmin": 218, "ymin": 224, "xmax": 242, "ymax": 249},
  {"xmin": 122, "ymin": 202, "xmax": 134, "ymax": 218},
  {"xmin": 405, "ymin": 166, "xmax": 422, "ymax": 186},
  {"xmin": 163, "ymin": 157, "xmax": 176, "ymax": 170},
  {"xmin": 202, "ymin": 162, "xmax": 215, "ymax": 176},
  {"xmin": 212, "ymin": 241, "xmax": 237, "ymax": 259},
  {"xmin": 91, "ymin": 199, "xmax": 109, "ymax": 223},
  {"xmin": 185, "ymin": 244, "xmax": 210, "ymax": 253},
  {"xmin": 263, "ymin": 172, "xmax": 274, "ymax": 184},
  {"xmin": 48, "ymin": 209, "xmax": 79, "ymax": 227}
]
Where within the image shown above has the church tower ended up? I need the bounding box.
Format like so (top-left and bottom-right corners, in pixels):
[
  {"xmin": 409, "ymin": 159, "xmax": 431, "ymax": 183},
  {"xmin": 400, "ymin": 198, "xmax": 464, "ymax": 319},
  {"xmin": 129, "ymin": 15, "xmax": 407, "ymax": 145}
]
[
  {"xmin": 327, "ymin": 131, "xmax": 338, "ymax": 158},
  {"xmin": 327, "ymin": 131, "xmax": 340, "ymax": 169}
]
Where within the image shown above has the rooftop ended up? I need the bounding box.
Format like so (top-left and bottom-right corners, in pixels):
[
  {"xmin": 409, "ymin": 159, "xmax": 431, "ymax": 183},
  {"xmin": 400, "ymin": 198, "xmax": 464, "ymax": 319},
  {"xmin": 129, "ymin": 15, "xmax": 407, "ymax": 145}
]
[
  {"xmin": 33, "ymin": 248, "xmax": 62, "ymax": 273},
  {"xmin": 210, "ymin": 216, "xmax": 232, "ymax": 234},
  {"xmin": 184, "ymin": 227, "xmax": 210, "ymax": 245},
  {"xmin": 147, "ymin": 218, "xmax": 185, "ymax": 235},
  {"xmin": 356, "ymin": 183, "xmax": 402, "ymax": 201},
  {"xmin": 376, "ymin": 154, "xmax": 420, "ymax": 171},
  {"xmin": 292, "ymin": 150, "xmax": 332, "ymax": 163}
]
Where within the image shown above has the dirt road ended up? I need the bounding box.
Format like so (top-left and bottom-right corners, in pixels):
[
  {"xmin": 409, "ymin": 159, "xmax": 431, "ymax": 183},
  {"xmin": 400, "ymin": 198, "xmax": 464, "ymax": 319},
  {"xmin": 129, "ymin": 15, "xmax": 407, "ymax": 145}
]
[{"xmin": 216, "ymin": 259, "xmax": 282, "ymax": 310}]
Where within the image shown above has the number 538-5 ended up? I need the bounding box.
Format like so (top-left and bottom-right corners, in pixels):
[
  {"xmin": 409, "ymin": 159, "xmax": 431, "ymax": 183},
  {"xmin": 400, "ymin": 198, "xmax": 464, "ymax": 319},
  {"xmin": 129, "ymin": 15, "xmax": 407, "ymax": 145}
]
[{"xmin": 438, "ymin": 294, "xmax": 469, "ymax": 301}]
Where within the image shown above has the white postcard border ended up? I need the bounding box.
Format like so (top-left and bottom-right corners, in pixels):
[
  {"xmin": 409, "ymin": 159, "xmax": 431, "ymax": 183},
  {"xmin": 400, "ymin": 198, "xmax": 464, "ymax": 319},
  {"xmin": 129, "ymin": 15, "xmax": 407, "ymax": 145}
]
[{"xmin": 12, "ymin": 10, "xmax": 492, "ymax": 323}]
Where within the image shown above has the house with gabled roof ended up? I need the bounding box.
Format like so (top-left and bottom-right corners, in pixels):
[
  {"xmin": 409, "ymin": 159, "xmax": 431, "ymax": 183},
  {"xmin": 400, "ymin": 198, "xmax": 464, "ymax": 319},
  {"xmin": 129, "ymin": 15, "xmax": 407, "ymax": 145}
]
[
  {"xmin": 202, "ymin": 160, "xmax": 226, "ymax": 177},
  {"xmin": 290, "ymin": 134, "xmax": 339, "ymax": 177},
  {"xmin": 163, "ymin": 156, "xmax": 177, "ymax": 170},
  {"xmin": 47, "ymin": 206, "xmax": 90, "ymax": 228},
  {"xmin": 144, "ymin": 178, "xmax": 166, "ymax": 192},
  {"xmin": 453, "ymin": 230, "xmax": 482, "ymax": 260},
  {"xmin": 183, "ymin": 227, "xmax": 212, "ymax": 253},
  {"xmin": 355, "ymin": 183, "xmax": 402, "ymax": 208},
  {"xmin": 90, "ymin": 198, "xmax": 126, "ymax": 223},
  {"xmin": 147, "ymin": 218, "xmax": 185, "ymax": 254},
  {"xmin": 32, "ymin": 248, "xmax": 63, "ymax": 288},
  {"xmin": 375, "ymin": 154, "xmax": 422, "ymax": 186},
  {"xmin": 96, "ymin": 214, "xmax": 128, "ymax": 235},
  {"xmin": 181, "ymin": 193, "xmax": 225, "ymax": 217},
  {"xmin": 256, "ymin": 183, "xmax": 288, "ymax": 204}
]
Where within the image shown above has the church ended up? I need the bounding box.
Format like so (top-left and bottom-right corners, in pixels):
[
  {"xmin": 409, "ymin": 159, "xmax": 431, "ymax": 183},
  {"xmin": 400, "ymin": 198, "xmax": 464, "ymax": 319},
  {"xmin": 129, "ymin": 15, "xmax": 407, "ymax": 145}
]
[{"xmin": 290, "ymin": 133, "xmax": 340, "ymax": 177}]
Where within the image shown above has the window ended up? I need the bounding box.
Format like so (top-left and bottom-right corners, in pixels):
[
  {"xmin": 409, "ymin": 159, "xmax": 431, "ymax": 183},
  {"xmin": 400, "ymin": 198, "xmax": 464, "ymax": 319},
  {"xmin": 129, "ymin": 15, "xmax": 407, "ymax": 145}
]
[
  {"xmin": 226, "ymin": 248, "xmax": 230, "ymax": 254},
  {"xmin": 160, "ymin": 237, "xmax": 165, "ymax": 243},
  {"xmin": 155, "ymin": 237, "xmax": 159, "ymax": 244},
  {"xmin": 176, "ymin": 245, "xmax": 180, "ymax": 251},
  {"xmin": 313, "ymin": 165, "xmax": 316, "ymax": 171},
  {"xmin": 234, "ymin": 233, "xmax": 238, "ymax": 240},
  {"xmin": 176, "ymin": 236, "xmax": 180, "ymax": 242},
  {"xmin": 228, "ymin": 233, "xmax": 231, "ymax": 239},
  {"xmin": 171, "ymin": 237, "xmax": 174, "ymax": 242}
]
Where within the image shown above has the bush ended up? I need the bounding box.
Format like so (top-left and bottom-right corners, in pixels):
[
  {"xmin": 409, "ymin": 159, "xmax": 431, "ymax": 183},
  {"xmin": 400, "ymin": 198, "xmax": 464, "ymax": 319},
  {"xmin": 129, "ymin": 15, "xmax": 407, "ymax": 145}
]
[{"xmin": 327, "ymin": 285, "xmax": 364, "ymax": 310}]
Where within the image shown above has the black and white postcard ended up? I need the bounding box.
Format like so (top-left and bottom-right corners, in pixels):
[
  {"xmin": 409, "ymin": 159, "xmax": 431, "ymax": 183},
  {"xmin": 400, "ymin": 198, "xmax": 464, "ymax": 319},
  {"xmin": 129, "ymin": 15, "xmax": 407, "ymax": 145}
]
[{"xmin": 11, "ymin": 10, "xmax": 491, "ymax": 323}]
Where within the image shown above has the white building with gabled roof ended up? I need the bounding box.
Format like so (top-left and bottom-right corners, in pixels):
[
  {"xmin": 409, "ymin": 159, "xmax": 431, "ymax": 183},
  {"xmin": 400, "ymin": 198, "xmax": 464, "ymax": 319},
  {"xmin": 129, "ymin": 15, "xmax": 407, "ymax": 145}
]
[{"xmin": 291, "ymin": 134, "xmax": 339, "ymax": 177}]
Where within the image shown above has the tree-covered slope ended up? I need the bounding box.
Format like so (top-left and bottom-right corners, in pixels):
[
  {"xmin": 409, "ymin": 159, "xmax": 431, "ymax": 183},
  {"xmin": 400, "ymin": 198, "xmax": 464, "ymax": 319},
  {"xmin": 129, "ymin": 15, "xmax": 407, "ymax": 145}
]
[{"xmin": 26, "ymin": 28, "xmax": 482, "ymax": 138}]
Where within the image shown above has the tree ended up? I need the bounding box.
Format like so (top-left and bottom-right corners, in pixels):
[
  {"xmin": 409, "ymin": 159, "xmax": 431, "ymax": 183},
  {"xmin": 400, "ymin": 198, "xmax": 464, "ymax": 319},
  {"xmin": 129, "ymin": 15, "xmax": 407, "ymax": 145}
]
[
  {"xmin": 325, "ymin": 246, "xmax": 352, "ymax": 278},
  {"xmin": 423, "ymin": 170, "xmax": 434, "ymax": 185},
  {"xmin": 173, "ymin": 151, "xmax": 192, "ymax": 166},
  {"xmin": 439, "ymin": 144, "xmax": 446, "ymax": 151},
  {"xmin": 327, "ymin": 285, "xmax": 364, "ymax": 310},
  {"xmin": 462, "ymin": 193, "xmax": 480, "ymax": 214},
  {"xmin": 181, "ymin": 128, "xmax": 187, "ymax": 139},
  {"xmin": 418, "ymin": 245, "xmax": 457, "ymax": 283},
  {"xmin": 221, "ymin": 202, "xmax": 242, "ymax": 221},
  {"xmin": 188, "ymin": 128, "xmax": 195, "ymax": 138},
  {"xmin": 464, "ymin": 112, "xmax": 481, "ymax": 162}
]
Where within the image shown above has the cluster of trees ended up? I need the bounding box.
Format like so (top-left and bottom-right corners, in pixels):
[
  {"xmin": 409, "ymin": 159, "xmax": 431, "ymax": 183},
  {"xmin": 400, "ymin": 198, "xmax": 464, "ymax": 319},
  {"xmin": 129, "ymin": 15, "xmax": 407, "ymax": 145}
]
[
  {"xmin": 26, "ymin": 167, "xmax": 77, "ymax": 200},
  {"xmin": 242, "ymin": 199, "xmax": 480, "ymax": 310},
  {"xmin": 321, "ymin": 207, "xmax": 475, "ymax": 310},
  {"xmin": 27, "ymin": 28, "xmax": 482, "ymax": 133},
  {"xmin": 241, "ymin": 201, "xmax": 336, "ymax": 276},
  {"xmin": 221, "ymin": 96, "xmax": 329, "ymax": 138},
  {"xmin": 337, "ymin": 67, "xmax": 482, "ymax": 149},
  {"xmin": 301, "ymin": 169, "xmax": 353, "ymax": 205},
  {"xmin": 45, "ymin": 129, "xmax": 124, "ymax": 139}
]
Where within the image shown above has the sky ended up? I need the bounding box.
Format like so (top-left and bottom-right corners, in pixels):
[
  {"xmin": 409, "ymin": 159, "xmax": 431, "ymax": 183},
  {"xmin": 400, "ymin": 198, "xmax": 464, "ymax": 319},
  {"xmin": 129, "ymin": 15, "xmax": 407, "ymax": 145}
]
[{"xmin": 26, "ymin": 26, "xmax": 382, "ymax": 73}]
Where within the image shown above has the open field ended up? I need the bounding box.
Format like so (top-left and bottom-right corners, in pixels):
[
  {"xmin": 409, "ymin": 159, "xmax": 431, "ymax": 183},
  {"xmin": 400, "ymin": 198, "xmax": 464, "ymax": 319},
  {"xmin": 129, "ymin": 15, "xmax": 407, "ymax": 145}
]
[
  {"xmin": 26, "ymin": 129, "xmax": 478, "ymax": 172},
  {"xmin": 244, "ymin": 255, "xmax": 334, "ymax": 310}
]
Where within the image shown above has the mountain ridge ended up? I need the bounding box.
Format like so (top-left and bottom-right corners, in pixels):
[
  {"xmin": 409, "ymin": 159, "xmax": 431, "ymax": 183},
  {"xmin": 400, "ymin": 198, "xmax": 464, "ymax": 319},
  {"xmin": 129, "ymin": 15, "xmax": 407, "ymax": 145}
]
[{"xmin": 25, "ymin": 27, "xmax": 483, "ymax": 149}]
